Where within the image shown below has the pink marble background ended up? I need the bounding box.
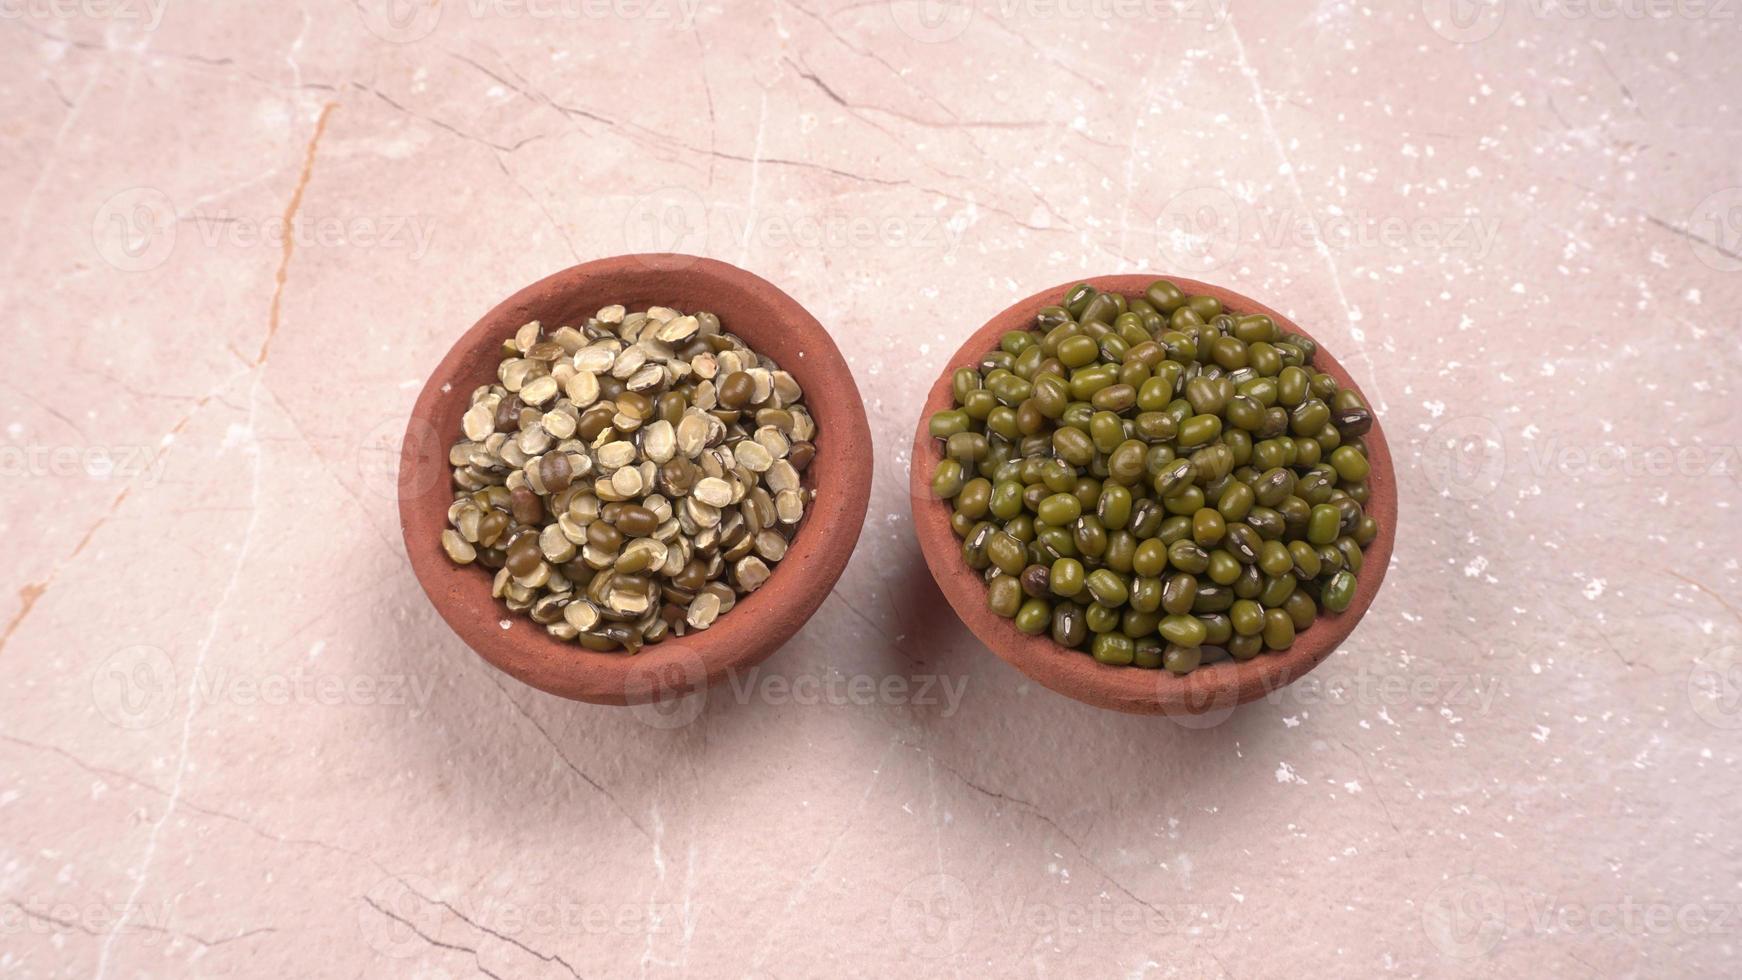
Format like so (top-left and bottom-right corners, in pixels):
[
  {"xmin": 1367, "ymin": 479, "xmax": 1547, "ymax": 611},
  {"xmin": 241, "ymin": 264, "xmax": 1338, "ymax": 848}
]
[{"xmin": 3, "ymin": 1, "xmax": 1740, "ymax": 977}]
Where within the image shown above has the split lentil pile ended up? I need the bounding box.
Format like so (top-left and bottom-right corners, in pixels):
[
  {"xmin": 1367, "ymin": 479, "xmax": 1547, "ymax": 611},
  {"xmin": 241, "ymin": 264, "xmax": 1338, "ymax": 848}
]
[
  {"xmin": 927, "ymin": 280, "xmax": 1380, "ymax": 674},
  {"xmin": 441, "ymin": 306, "xmax": 817, "ymax": 652}
]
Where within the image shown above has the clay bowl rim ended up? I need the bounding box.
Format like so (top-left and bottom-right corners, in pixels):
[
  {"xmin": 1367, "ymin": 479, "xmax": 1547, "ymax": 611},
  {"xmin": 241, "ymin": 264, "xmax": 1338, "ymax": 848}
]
[
  {"xmin": 400, "ymin": 254, "xmax": 873, "ymax": 706},
  {"xmin": 909, "ymin": 274, "xmax": 1397, "ymax": 716}
]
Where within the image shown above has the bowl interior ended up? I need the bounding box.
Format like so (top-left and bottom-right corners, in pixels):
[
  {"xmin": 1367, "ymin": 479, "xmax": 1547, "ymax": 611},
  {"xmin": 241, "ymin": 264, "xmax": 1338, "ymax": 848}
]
[
  {"xmin": 401, "ymin": 254, "xmax": 872, "ymax": 705},
  {"xmin": 910, "ymin": 275, "xmax": 1396, "ymax": 715}
]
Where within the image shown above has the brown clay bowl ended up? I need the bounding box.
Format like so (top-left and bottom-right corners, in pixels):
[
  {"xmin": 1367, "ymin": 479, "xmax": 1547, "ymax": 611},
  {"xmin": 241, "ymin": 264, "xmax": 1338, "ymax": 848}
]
[
  {"xmin": 910, "ymin": 275, "xmax": 1397, "ymax": 716},
  {"xmin": 400, "ymin": 255, "xmax": 872, "ymax": 705}
]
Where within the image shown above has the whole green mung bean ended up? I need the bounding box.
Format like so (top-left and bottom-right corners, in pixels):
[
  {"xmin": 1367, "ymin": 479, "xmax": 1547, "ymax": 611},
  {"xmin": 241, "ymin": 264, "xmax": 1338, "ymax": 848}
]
[
  {"xmin": 928, "ymin": 280, "xmax": 1381, "ymax": 674},
  {"xmin": 1133, "ymin": 639, "xmax": 1165, "ymax": 669},
  {"xmin": 987, "ymin": 575, "xmax": 1023, "ymax": 618},
  {"xmin": 1015, "ymin": 598, "xmax": 1052, "ymax": 635},
  {"xmin": 1084, "ymin": 602, "xmax": 1120, "ymax": 633},
  {"xmin": 1052, "ymin": 603, "xmax": 1087, "ymax": 646},
  {"xmin": 1092, "ymin": 632, "xmax": 1135, "ymax": 665}
]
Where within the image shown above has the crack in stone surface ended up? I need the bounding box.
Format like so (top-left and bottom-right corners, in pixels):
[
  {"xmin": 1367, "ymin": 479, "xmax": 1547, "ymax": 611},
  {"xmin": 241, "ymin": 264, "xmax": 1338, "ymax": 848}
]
[
  {"xmin": 1667, "ymin": 569, "xmax": 1742, "ymax": 630},
  {"xmin": 1643, "ymin": 214, "xmax": 1742, "ymax": 264},
  {"xmin": 0, "ymin": 486, "xmax": 130, "ymax": 656},
  {"xmin": 931, "ymin": 758, "xmax": 1180, "ymax": 925},
  {"xmin": 827, "ymin": 587, "xmax": 921, "ymax": 665},
  {"xmin": 399, "ymin": 882, "xmax": 586, "ymax": 980},
  {"xmin": 484, "ymin": 674, "xmax": 653, "ymax": 841},
  {"xmin": 260, "ymin": 101, "xmax": 337, "ymax": 365},
  {"xmin": 355, "ymin": 83, "xmax": 547, "ymax": 155},
  {"xmin": 362, "ymin": 897, "xmax": 507, "ymax": 980},
  {"xmin": 2, "ymin": 899, "xmax": 276, "ymax": 949}
]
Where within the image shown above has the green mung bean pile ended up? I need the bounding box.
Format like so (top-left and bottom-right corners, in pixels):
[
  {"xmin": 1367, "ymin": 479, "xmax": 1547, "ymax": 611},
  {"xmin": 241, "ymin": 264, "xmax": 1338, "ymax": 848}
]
[
  {"xmin": 442, "ymin": 306, "xmax": 817, "ymax": 652},
  {"xmin": 927, "ymin": 280, "xmax": 1380, "ymax": 674}
]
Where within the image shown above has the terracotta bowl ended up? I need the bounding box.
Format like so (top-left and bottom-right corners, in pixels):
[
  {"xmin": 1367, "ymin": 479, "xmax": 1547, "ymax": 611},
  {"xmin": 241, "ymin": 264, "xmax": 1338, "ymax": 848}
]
[
  {"xmin": 400, "ymin": 255, "xmax": 872, "ymax": 705},
  {"xmin": 909, "ymin": 275, "xmax": 1397, "ymax": 716}
]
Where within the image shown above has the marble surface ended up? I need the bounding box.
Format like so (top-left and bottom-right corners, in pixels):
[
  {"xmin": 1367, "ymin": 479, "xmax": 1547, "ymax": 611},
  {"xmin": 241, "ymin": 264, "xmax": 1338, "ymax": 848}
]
[{"xmin": 3, "ymin": 2, "xmax": 1740, "ymax": 977}]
